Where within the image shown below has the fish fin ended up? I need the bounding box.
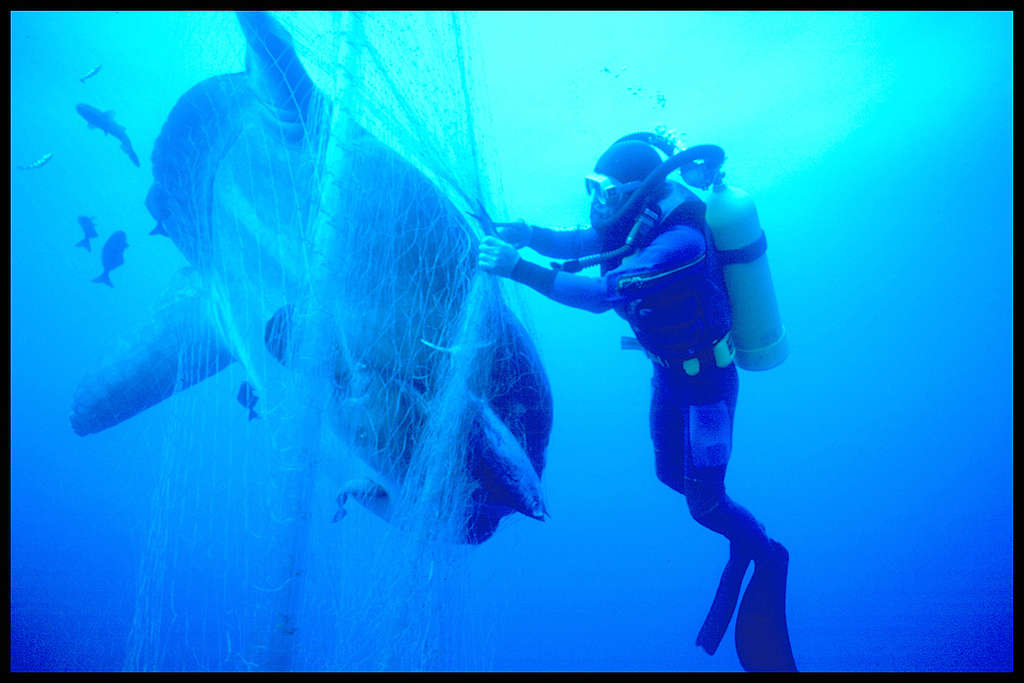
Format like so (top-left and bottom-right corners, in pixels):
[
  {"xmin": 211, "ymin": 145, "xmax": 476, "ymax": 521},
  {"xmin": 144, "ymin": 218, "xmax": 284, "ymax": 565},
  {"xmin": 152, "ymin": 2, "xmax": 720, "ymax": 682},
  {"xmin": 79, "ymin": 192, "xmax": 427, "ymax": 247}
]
[
  {"xmin": 468, "ymin": 394, "xmax": 548, "ymax": 521},
  {"xmin": 92, "ymin": 271, "xmax": 112, "ymax": 287},
  {"xmin": 71, "ymin": 268, "xmax": 236, "ymax": 436},
  {"xmin": 75, "ymin": 237, "xmax": 91, "ymax": 252},
  {"xmin": 149, "ymin": 221, "xmax": 168, "ymax": 237},
  {"xmin": 248, "ymin": 409, "xmax": 258, "ymax": 421},
  {"xmin": 336, "ymin": 478, "xmax": 391, "ymax": 522},
  {"xmin": 237, "ymin": 11, "xmax": 315, "ymax": 121},
  {"xmin": 120, "ymin": 138, "xmax": 140, "ymax": 167}
]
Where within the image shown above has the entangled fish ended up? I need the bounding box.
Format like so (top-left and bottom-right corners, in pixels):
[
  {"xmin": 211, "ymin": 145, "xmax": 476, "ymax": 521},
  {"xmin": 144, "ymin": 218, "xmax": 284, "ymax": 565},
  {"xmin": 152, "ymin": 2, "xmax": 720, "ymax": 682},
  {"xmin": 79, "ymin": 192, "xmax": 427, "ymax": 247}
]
[
  {"xmin": 79, "ymin": 64, "xmax": 102, "ymax": 83},
  {"xmin": 17, "ymin": 152, "xmax": 53, "ymax": 171}
]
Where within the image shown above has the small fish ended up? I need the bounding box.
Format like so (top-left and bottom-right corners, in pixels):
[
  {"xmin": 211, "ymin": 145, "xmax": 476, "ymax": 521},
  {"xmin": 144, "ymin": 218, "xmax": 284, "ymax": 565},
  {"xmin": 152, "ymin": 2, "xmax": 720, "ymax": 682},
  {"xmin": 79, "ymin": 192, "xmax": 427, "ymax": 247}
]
[
  {"xmin": 75, "ymin": 215, "xmax": 99, "ymax": 251},
  {"xmin": 79, "ymin": 64, "xmax": 102, "ymax": 83},
  {"xmin": 17, "ymin": 153, "xmax": 53, "ymax": 171},
  {"xmin": 92, "ymin": 230, "xmax": 128, "ymax": 287},
  {"xmin": 237, "ymin": 381, "xmax": 259, "ymax": 421},
  {"xmin": 264, "ymin": 305, "xmax": 294, "ymax": 364},
  {"xmin": 76, "ymin": 103, "xmax": 140, "ymax": 167}
]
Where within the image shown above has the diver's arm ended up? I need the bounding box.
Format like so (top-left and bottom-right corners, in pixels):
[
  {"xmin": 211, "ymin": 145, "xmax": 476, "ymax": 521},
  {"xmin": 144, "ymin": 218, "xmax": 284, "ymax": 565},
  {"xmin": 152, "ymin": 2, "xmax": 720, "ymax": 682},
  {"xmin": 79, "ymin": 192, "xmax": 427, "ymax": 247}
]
[
  {"xmin": 510, "ymin": 225, "xmax": 710, "ymax": 313},
  {"xmin": 509, "ymin": 260, "xmax": 613, "ymax": 314},
  {"xmin": 526, "ymin": 225, "xmax": 604, "ymax": 258},
  {"xmin": 498, "ymin": 221, "xmax": 603, "ymax": 258},
  {"xmin": 478, "ymin": 235, "xmax": 613, "ymax": 313}
]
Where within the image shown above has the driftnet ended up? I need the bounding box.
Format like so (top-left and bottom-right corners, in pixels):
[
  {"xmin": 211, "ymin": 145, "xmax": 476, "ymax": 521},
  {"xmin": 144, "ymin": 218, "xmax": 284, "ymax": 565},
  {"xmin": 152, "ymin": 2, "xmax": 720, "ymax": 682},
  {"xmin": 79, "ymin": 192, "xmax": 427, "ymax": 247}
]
[{"xmin": 94, "ymin": 11, "xmax": 530, "ymax": 671}]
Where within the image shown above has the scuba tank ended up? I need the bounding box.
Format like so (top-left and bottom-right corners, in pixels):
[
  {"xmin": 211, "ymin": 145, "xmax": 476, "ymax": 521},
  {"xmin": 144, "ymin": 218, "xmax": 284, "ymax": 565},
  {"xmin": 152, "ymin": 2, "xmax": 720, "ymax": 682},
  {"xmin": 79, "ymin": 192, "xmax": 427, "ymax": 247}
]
[
  {"xmin": 559, "ymin": 131, "xmax": 787, "ymax": 371},
  {"xmin": 705, "ymin": 177, "xmax": 788, "ymax": 371}
]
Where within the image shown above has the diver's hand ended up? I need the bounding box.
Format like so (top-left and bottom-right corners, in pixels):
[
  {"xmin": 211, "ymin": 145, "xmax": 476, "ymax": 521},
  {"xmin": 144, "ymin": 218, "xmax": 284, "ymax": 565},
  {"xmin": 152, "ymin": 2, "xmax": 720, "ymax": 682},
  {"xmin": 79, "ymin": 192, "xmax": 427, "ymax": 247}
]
[
  {"xmin": 496, "ymin": 220, "xmax": 532, "ymax": 250},
  {"xmin": 478, "ymin": 236, "xmax": 520, "ymax": 277}
]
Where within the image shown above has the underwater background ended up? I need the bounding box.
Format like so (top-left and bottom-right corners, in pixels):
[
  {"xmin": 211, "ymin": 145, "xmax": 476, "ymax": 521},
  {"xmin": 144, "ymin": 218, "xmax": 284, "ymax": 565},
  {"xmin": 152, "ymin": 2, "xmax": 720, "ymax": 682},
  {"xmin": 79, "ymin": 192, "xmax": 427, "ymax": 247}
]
[{"xmin": 10, "ymin": 11, "xmax": 1012, "ymax": 672}]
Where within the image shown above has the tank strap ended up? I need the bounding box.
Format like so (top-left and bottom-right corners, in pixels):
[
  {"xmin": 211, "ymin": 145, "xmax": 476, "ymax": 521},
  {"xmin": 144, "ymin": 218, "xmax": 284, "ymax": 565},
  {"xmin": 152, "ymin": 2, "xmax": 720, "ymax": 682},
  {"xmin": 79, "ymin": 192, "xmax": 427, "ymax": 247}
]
[{"xmin": 716, "ymin": 231, "xmax": 767, "ymax": 265}]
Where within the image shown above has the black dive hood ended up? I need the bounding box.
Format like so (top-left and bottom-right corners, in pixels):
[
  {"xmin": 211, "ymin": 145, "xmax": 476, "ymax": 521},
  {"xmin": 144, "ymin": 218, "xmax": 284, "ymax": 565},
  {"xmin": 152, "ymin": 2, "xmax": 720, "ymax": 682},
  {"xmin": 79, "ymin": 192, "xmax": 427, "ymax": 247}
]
[
  {"xmin": 591, "ymin": 133, "xmax": 726, "ymax": 234},
  {"xmin": 554, "ymin": 134, "xmax": 725, "ymax": 274}
]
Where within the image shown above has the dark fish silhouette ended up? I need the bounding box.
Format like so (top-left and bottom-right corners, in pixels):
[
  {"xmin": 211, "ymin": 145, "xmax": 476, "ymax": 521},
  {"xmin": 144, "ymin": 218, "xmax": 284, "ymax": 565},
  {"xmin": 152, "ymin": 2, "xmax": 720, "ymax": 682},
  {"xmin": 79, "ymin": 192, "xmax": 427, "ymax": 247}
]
[
  {"xmin": 75, "ymin": 103, "xmax": 140, "ymax": 167},
  {"xmin": 236, "ymin": 381, "xmax": 259, "ymax": 421},
  {"xmin": 79, "ymin": 64, "xmax": 102, "ymax": 83},
  {"xmin": 264, "ymin": 305, "xmax": 294, "ymax": 363},
  {"xmin": 17, "ymin": 152, "xmax": 53, "ymax": 171},
  {"xmin": 92, "ymin": 230, "xmax": 128, "ymax": 287},
  {"xmin": 75, "ymin": 215, "xmax": 98, "ymax": 251}
]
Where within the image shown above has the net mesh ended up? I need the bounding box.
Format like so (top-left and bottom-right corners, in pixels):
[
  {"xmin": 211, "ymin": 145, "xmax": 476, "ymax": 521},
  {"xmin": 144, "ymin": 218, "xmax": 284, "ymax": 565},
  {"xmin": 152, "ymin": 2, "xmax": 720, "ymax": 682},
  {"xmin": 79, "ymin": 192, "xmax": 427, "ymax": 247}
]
[{"xmin": 73, "ymin": 10, "xmax": 541, "ymax": 671}]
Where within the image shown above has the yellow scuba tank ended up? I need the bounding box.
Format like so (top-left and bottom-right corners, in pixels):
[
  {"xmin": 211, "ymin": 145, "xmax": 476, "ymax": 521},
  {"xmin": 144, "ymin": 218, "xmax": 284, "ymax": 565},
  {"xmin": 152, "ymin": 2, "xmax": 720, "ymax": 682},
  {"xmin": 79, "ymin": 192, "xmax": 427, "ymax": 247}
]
[{"xmin": 704, "ymin": 181, "xmax": 788, "ymax": 370}]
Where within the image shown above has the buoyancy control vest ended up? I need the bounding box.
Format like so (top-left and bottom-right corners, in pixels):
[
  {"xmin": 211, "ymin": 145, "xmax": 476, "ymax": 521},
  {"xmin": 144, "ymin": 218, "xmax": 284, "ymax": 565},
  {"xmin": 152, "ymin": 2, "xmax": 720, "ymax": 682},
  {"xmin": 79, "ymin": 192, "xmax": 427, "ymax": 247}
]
[
  {"xmin": 611, "ymin": 185, "xmax": 733, "ymax": 364},
  {"xmin": 559, "ymin": 132, "xmax": 788, "ymax": 371}
]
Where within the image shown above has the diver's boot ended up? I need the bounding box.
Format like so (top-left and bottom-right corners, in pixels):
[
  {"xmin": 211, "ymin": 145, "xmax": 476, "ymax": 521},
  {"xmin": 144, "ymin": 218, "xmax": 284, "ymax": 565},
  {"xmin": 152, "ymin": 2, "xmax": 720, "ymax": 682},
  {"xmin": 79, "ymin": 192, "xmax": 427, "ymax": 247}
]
[
  {"xmin": 696, "ymin": 542, "xmax": 753, "ymax": 655},
  {"xmin": 734, "ymin": 539, "xmax": 797, "ymax": 672}
]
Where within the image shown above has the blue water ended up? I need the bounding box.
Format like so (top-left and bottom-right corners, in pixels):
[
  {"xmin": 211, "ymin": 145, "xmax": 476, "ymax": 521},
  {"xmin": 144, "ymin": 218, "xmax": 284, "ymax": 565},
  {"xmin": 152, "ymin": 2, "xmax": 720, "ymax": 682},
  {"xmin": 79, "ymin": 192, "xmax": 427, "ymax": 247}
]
[{"xmin": 10, "ymin": 11, "xmax": 1012, "ymax": 672}]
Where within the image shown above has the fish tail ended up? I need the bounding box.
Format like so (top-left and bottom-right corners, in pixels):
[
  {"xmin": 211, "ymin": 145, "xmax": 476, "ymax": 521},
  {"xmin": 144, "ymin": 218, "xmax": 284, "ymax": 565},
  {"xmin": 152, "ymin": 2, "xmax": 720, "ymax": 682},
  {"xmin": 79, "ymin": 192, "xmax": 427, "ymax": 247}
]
[
  {"xmin": 75, "ymin": 237, "xmax": 91, "ymax": 252},
  {"xmin": 92, "ymin": 271, "xmax": 113, "ymax": 287},
  {"xmin": 149, "ymin": 221, "xmax": 168, "ymax": 237},
  {"xmin": 120, "ymin": 138, "xmax": 140, "ymax": 167},
  {"xmin": 248, "ymin": 409, "xmax": 258, "ymax": 421}
]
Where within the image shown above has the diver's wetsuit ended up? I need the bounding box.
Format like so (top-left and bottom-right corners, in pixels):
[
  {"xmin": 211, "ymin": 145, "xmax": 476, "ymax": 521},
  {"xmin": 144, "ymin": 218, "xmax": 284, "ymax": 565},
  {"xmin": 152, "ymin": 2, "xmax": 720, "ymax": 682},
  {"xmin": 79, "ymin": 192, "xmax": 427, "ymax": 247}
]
[{"xmin": 507, "ymin": 193, "xmax": 774, "ymax": 563}]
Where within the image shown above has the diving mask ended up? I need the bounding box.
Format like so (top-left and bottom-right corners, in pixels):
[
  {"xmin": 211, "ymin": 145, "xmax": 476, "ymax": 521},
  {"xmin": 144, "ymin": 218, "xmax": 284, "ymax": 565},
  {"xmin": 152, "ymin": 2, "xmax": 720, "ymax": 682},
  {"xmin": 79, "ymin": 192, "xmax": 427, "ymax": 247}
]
[{"xmin": 585, "ymin": 173, "xmax": 643, "ymax": 208}]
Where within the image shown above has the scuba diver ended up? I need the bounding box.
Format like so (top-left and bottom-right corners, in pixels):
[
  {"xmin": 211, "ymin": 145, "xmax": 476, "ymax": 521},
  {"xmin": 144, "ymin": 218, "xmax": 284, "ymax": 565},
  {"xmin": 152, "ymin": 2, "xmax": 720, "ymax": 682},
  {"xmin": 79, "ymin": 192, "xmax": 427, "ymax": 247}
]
[{"xmin": 474, "ymin": 132, "xmax": 795, "ymax": 672}]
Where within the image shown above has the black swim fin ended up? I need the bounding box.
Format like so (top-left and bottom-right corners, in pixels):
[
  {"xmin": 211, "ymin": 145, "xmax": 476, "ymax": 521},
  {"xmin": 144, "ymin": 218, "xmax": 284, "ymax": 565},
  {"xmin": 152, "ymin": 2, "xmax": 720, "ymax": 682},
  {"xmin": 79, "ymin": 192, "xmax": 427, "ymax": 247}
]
[
  {"xmin": 734, "ymin": 539, "xmax": 797, "ymax": 672},
  {"xmin": 696, "ymin": 542, "xmax": 752, "ymax": 655}
]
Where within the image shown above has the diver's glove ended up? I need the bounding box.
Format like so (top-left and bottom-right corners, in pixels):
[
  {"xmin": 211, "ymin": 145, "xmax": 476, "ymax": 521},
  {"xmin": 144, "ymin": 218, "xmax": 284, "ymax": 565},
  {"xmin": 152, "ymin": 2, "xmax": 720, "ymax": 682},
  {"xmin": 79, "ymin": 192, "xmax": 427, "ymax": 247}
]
[
  {"xmin": 477, "ymin": 235, "xmax": 521, "ymax": 278},
  {"xmin": 468, "ymin": 200, "xmax": 533, "ymax": 249}
]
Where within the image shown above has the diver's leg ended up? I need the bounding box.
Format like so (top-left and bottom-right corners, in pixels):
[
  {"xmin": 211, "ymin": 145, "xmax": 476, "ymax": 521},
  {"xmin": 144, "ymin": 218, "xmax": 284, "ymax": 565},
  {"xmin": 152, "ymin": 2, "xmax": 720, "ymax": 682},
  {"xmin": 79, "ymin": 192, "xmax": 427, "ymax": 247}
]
[
  {"xmin": 679, "ymin": 364, "xmax": 772, "ymax": 558},
  {"xmin": 680, "ymin": 365, "xmax": 795, "ymax": 671},
  {"xmin": 649, "ymin": 364, "xmax": 688, "ymax": 495}
]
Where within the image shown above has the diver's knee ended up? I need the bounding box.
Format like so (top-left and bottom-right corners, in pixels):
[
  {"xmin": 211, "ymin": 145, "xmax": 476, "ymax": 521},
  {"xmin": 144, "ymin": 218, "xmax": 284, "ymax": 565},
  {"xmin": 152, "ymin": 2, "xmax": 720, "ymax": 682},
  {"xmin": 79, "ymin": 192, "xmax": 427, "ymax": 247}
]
[
  {"xmin": 655, "ymin": 464, "xmax": 687, "ymax": 495},
  {"xmin": 683, "ymin": 477, "xmax": 725, "ymax": 524}
]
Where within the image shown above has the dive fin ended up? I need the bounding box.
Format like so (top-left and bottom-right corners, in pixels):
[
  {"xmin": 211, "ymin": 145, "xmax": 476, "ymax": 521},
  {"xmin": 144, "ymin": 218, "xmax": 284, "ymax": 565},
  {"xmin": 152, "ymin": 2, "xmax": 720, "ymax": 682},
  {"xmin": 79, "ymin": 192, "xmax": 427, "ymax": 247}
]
[
  {"xmin": 696, "ymin": 543, "xmax": 753, "ymax": 655},
  {"xmin": 734, "ymin": 539, "xmax": 797, "ymax": 672}
]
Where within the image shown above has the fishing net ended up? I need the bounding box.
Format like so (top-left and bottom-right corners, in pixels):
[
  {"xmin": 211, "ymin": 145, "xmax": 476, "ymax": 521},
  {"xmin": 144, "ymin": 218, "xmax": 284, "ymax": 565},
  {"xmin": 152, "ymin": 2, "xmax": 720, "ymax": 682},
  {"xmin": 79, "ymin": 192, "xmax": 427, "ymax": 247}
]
[{"xmin": 68, "ymin": 11, "xmax": 549, "ymax": 671}]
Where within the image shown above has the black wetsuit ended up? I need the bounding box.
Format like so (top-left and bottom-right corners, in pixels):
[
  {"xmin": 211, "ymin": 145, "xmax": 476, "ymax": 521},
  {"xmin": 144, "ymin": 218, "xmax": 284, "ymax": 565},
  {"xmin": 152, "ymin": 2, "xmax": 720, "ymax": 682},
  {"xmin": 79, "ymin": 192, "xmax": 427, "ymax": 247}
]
[
  {"xmin": 502, "ymin": 180, "xmax": 796, "ymax": 671},
  {"xmin": 506, "ymin": 189, "xmax": 774, "ymax": 562}
]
